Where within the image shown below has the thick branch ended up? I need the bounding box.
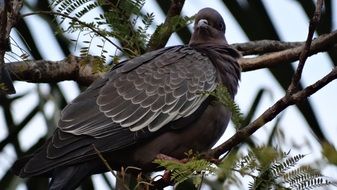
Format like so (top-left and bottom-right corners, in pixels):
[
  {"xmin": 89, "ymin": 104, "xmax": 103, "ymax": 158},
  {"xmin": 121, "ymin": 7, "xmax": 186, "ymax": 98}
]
[
  {"xmin": 239, "ymin": 30, "xmax": 337, "ymax": 71},
  {"xmin": 209, "ymin": 66, "xmax": 337, "ymax": 158},
  {"xmin": 7, "ymin": 55, "xmax": 104, "ymax": 86},
  {"xmin": 0, "ymin": 0, "xmax": 22, "ymax": 94},
  {"xmin": 231, "ymin": 40, "xmax": 304, "ymax": 56},
  {"xmin": 6, "ymin": 31, "xmax": 337, "ymax": 84}
]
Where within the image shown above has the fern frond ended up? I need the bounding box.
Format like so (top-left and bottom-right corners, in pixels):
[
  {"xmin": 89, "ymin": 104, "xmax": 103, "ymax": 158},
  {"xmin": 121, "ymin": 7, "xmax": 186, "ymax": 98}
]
[
  {"xmin": 235, "ymin": 150, "xmax": 259, "ymax": 175},
  {"xmin": 211, "ymin": 85, "xmax": 244, "ymax": 129},
  {"xmin": 248, "ymin": 148, "xmax": 280, "ymax": 190},
  {"xmin": 52, "ymin": 0, "xmax": 99, "ymax": 19},
  {"xmin": 293, "ymin": 177, "xmax": 333, "ymax": 190},
  {"xmin": 74, "ymin": 2, "xmax": 99, "ymax": 18},
  {"xmin": 154, "ymin": 157, "xmax": 215, "ymax": 187},
  {"xmin": 271, "ymin": 154, "xmax": 306, "ymax": 177},
  {"xmin": 218, "ymin": 151, "xmax": 245, "ymax": 188}
]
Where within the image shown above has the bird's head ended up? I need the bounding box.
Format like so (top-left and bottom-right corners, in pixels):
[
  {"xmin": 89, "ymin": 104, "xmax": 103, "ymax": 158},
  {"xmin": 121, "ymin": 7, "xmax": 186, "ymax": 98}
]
[{"xmin": 189, "ymin": 8, "xmax": 228, "ymax": 46}]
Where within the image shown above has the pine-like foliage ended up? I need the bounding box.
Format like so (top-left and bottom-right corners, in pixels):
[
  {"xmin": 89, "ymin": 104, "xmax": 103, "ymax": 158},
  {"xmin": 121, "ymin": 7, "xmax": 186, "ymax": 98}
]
[
  {"xmin": 50, "ymin": 0, "xmax": 156, "ymax": 60},
  {"xmin": 154, "ymin": 151, "xmax": 216, "ymax": 188},
  {"xmin": 211, "ymin": 85, "xmax": 245, "ymax": 129},
  {"xmin": 49, "ymin": 0, "xmax": 193, "ymax": 62},
  {"xmin": 220, "ymin": 147, "xmax": 336, "ymax": 190},
  {"xmin": 156, "ymin": 147, "xmax": 336, "ymax": 189}
]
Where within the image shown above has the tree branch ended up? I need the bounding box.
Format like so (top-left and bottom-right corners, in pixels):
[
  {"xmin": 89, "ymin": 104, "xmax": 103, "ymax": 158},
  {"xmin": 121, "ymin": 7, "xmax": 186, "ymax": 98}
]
[
  {"xmin": 288, "ymin": 0, "xmax": 324, "ymax": 94},
  {"xmin": 6, "ymin": 31, "xmax": 337, "ymax": 85},
  {"xmin": 147, "ymin": 0, "xmax": 185, "ymax": 51},
  {"xmin": 209, "ymin": 66, "xmax": 337, "ymax": 158},
  {"xmin": 239, "ymin": 30, "xmax": 337, "ymax": 71},
  {"xmin": 231, "ymin": 40, "xmax": 304, "ymax": 56},
  {"xmin": 0, "ymin": 0, "xmax": 22, "ymax": 94},
  {"xmin": 7, "ymin": 55, "xmax": 104, "ymax": 86}
]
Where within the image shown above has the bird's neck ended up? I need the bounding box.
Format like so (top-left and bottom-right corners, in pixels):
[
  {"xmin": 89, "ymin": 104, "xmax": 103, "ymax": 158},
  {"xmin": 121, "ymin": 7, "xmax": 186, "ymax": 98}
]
[{"xmin": 189, "ymin": 35, "xmax": 228, "ymax": 46}]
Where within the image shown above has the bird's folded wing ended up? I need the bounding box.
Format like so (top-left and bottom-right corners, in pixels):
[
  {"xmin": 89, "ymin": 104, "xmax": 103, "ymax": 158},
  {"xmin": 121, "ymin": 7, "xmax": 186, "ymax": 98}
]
[{"xmin": 58, "ymin": 45, "xmax": 217, "ymax": 141}]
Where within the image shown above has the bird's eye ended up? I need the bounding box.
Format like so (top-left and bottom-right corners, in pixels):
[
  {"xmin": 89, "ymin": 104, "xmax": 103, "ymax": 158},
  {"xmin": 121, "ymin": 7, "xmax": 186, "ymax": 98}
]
[{"xmin": 219, "ymin": 23, "xmax": 225, "ymax": 32}]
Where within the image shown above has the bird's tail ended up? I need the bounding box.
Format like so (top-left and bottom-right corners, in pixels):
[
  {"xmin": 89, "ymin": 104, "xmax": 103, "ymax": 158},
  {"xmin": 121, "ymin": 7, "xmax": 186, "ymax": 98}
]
[
  {"xmin": 49, "ymin": 166, "xmax": 83, "ymax": 190},
  {"xmin": 49, "ymin": 162, "xmax": 100, "ymax": 190},
  {"xmin": 0, "ymin": 66, "xmax": 15, "ymax": 94}
]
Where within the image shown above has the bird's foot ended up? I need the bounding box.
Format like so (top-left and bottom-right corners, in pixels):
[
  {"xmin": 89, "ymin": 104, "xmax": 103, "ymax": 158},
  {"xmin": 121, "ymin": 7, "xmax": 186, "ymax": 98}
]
[
  {"xmin": 162, "ymin": 170, "xmax": 171, "ymax": 183},
  {"xmin": 151, "ymin": 170, "xmax": 173, "ymax": 190}
]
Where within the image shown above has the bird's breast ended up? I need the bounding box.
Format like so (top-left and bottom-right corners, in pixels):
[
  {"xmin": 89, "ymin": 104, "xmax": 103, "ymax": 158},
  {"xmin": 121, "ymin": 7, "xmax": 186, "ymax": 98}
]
[{"xmin": 129, "ymin": 101, "xmax": 231, "ymax": 167}]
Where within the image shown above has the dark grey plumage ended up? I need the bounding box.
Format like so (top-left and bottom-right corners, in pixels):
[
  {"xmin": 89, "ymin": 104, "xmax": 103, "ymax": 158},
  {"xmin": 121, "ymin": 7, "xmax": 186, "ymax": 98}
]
[{"xmin": 12, "ymin": 7, "xmax": 241, "ymax": 190}]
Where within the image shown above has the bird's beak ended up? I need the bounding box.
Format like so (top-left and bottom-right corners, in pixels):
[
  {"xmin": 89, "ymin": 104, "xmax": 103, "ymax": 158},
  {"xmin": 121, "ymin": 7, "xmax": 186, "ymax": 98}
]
[{"xmin": 197, "ymin": 19, "xmax": 208, "ymax": 29}]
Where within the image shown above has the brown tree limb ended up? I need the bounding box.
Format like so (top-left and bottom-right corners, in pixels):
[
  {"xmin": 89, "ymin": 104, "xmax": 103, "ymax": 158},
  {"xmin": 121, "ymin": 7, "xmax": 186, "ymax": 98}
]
[
  {"xmin": 7, "ymin": 55, "xmax": 104, "ymax": 86},
  {"xmin": 0, "ymin": 0, "xmax": 22, "ymax": 94},
  {"xmin": 288, "ymin": 0, "xmax": 324, "ymax": 94},
  {"xmin": 146, "ymin": 0, "xmax": 185, "ymax": 51},
  {"xmin": 209, "ymin": 66, "xmax": 337, "ymax": 158},
  {"xmin": 231, "ymin": 40, "xmax": 304, "ymax": 56},
  {"xmin": 6, "ymin": 31, "xmax": 337, "ymax": 85},
  {"xmin": 239, "ymin": 30, "xmax": 337, "ymax": 71}
]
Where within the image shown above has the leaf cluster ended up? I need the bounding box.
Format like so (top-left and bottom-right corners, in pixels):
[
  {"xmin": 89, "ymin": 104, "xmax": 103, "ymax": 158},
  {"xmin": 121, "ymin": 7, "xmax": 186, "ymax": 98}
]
[
  {"xmin": 211, "ymin": 85, "xmax": 245, "ymax": 129},
  {"xmin": 219, "ymin": 147, "xmax": 335, "ymax": 190},
  {"xmin": 154, "ymin": 155, "xmax": 215, "ymax": 188},
  {"xmin": 155, "ymin": 146, "xmax": 336, "ymax": 189},
  {"xmin": 50, "ymin": 0, "xmax": 157, "ymax": 61}
]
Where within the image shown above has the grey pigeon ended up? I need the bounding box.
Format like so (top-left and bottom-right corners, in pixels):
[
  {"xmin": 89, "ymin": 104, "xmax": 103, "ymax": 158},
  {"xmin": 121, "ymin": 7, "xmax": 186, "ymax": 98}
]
[{"xmin": 12, "ymin": 7, "xmax": 241, "ymax": 190}]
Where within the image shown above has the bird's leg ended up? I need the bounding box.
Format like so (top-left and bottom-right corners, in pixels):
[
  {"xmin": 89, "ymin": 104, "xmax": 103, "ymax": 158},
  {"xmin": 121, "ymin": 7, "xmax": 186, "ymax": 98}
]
[
  {"xmin": 151, "ymin": 169, "xmax": 173, "ymax": 190},
  {"xmin": 159, "ymin": 170, "xmax": 172, "ymax": 185}
]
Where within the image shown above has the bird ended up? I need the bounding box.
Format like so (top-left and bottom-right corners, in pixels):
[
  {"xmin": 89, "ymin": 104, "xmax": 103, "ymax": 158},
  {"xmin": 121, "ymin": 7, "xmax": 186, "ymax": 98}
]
[{"xmin": 12, "ymin": 7, "xmax": 241, "ymax": 190}]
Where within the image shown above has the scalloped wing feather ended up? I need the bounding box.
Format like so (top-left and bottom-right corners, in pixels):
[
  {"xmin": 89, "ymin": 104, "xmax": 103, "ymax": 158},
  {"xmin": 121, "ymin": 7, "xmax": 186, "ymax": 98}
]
[
  {"xmin": 97, "ymin": 46, "xmax": 216, "ymax": 133},
  {"xmin": 58, "ymin": 46, "xmax": 217, "ymax": 138}
]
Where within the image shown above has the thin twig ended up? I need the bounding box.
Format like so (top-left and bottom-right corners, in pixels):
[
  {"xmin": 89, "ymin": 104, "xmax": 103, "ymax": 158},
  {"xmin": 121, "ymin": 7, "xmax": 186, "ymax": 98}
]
[
  {"xmin": 287, "ymin": 0, "xmax": 324, "ymax": 94},
  {"xmin": 92, "ymin": 144, "xmax": 116, "ymax": 176},
  {"xmin": 198, "ymin": 172, "xmax": 205, "ymax": 190},
  {"xmin": 20, "ymin": 11, "xmax": 124, "ymax": 53}
]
